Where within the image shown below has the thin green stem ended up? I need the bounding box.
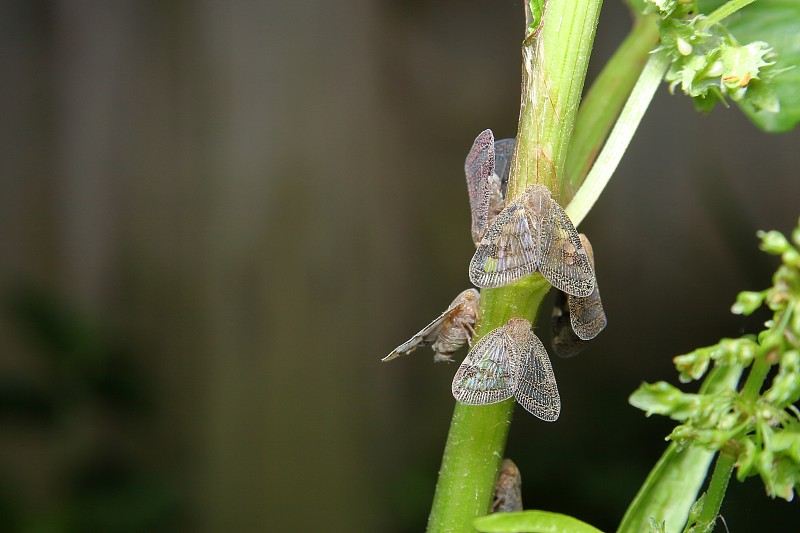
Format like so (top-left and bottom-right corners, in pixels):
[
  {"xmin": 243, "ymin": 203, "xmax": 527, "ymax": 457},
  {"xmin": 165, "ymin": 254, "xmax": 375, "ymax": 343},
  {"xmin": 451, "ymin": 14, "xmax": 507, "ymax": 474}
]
[
  {"xmin": 741, "ymin": 355, "xmax": 771, "ymax": 402},
  {"xmin": 688, "ymin": 451, "xmax": 737, "ymax": 533},
  {"xmin": 699, "ymin": 0, "xmax": 756, "ymax": 31},
  {"xmin": 565, "ymin": 13, "xmax": 659, "ymax": 199},
  {"xmin": 566, "ymin": 50, "xmax": 670, "ymax": 227}
]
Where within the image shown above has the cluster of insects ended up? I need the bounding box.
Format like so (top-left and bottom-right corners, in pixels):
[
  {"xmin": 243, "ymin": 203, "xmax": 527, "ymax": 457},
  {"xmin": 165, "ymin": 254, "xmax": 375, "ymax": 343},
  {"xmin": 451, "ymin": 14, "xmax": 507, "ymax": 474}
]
[{"xmin": 382, "ymin": 129, "xmax": 607, "ymax": 421}]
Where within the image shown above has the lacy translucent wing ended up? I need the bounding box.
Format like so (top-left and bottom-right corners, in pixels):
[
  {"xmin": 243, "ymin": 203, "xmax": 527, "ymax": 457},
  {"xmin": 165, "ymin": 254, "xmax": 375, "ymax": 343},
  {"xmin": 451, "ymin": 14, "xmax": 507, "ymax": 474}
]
[
  {"xmin": 566, "ymin": 234, "xmax": 606, "ymax": 340},
  {"xmin": 492, "ymin": 138, "xmax": 516, "ymax": 194},
  {"xmin": 382, "ymin": 289, "xmax": 479, "ymax": 363},
  {"xmin": 551, "ymin": 289, "xmax": 586, "ymax": 358},
  {"xmin": 468, "ymin": 202, "xmax": 540, "ymax": 288},
  {"xmin": 487, "ymin": 138, "xmax": 516, "ymax": 229},
  {"xmin": 492, "ymin": 458, "xmax": 523, "ymax": 513},
  {"xmin": 465, "ymin": 130, "xmax": 495, "ymax": 245},
  {"xmin": 514, "ymin": 328, "xmax": 560, "ymax": 422},
  {"xmin": 539, "ymin": 197, "xmax": 595, "ymax": 297},
  {"xmin": 451, "ymin": 323, "xmax": 519, "ymax": 405},
  {"xmin": 551, "ymin": 234, "xmax": 606, "ymax": 356}
]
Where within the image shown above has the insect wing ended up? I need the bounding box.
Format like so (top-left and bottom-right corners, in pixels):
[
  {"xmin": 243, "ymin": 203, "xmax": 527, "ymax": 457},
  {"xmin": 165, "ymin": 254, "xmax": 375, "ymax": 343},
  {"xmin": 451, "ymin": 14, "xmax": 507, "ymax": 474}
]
[
  {"xmin": 569, "ymin": 288, "xmax": 606, "ymax": 340},
  {"xmin": 487, "ymin": 138, "xmax": 516, "ymax": 226},
  {"xmin": 382, "ymin": 289, "xmax": 479, "ymax": 362},
  {"xmin": 465, "ymin": 129, "xmax": 496, "ymax": 245},
  {"xmin": 492, "ymin": 138, "xmax": 516, "ymax": 194},
  {"xmin": 550, "ymin": 289, "xmax": 588, "ymax": 358},
  {"xmin": 568, "ymin": 235, "xmax": 606, "ymax": 340},
  {"xmin": 452, "ymin": 326, "xmax": 518, "ymax": 406},
  {"xmin": 539, "ymin": 199, "xmax": 595, "ymax": 297},
  {"xmin": 469, "ymin": 202, "xmax": 540, "ymax": 288},
  {"xmin": 382, "ymin": 310, "xmax": 449, "ymax": 362},
  {"xmin": 492, "ymin": 458, "xmax": 523, "ymax": 513},
  {"xmin": 513, "ymin": 327, "xmax": 561, "ymax": 421}
]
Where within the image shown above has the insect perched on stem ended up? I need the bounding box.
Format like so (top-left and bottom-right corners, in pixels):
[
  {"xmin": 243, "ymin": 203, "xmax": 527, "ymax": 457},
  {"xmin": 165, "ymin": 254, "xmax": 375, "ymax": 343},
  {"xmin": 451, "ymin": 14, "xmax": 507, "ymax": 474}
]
[
  {"xmin": 465, "ymin": 129, "xmax": 517, "ymax": 246},
  {"xmin": 492, "ymin": 458, "xmax": 523, "ymax": 513},
  {"xmin": 469, "ymin": 183, "xmax": 595, "ymax": 296},
  {"xmin": 451, "ymin": 317, "xmax": 560, "ymax": 421},
  {"xmin": 382, "ymin": 289, "xmax": 480, "ymax": 363},
  {"xmin": 551, "ymin": 233, "xmax": 607, "ymax": 357}
]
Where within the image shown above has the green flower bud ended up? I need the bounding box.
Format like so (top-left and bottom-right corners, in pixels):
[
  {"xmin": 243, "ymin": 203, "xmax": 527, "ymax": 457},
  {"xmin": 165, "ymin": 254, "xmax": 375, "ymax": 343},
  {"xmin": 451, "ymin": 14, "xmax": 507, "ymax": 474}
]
[
  {"xmin": 731, "ymin": 291, "xmax": 765, "ymax": 315},
  {"xmin": 758, "ymin": 230, "xmax": 791, "ymax": 255}
]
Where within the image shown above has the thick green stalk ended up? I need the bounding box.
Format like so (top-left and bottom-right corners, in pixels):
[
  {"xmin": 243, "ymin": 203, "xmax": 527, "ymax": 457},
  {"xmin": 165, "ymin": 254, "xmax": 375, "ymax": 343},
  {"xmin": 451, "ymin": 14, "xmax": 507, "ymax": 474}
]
[
  {"xmin": 509, "ymin": 0, "xmax": 604, "ymax": 203},
  {"xmin": 617, "ymin": 364, "xmax": 743, "ymax": 533},
  {"xmin": 427, "ymin": 277, "xmax": 551, "ymax": 533},
  {"xmin": 427, "ymin": 1, "xmax": 602, "ymax": 531},
  {"xmin": 565, "ymin": 13, "xmax": 659, "ymax": 198}
]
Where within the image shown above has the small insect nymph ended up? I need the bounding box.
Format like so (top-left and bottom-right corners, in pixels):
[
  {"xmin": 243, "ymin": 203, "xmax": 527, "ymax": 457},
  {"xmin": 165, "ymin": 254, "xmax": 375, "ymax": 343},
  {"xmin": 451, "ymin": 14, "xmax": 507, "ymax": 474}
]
[
  {"xmin": 382, "ymin": 289, "xmax": 480, "ymax": 363},
  {"xmin": 452, "ymin": 317, "xmax": 560, "ymax": 421},
  {"xmin": 492, "ymin": 458, "xmax": 523, "ymax": 513},
  {"xmin": 469, "ymin": 183, "xmax": 595, "ymax": 296}
]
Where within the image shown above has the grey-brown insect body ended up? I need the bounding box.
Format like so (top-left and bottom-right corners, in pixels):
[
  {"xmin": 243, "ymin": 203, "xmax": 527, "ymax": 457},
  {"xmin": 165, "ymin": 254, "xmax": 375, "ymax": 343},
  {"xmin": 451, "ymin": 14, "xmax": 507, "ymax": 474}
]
[
  {"xmin": 431, "ymin": 294, "xmax": 480, "ymax": 362},
  {"xmin": 382, "ymin": 289, "xmax": 480, "ymax": 363},
  {"xmin": 492, "ymin": 458, "xmax": 523, "ymax": 513}
]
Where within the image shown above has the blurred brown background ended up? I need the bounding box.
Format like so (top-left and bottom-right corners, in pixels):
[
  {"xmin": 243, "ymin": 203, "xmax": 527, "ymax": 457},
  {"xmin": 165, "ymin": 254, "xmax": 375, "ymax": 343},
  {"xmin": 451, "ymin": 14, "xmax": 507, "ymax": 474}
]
[{"xmin": 1, "ymin": 1, "xmax": 799, "ymax": 532}]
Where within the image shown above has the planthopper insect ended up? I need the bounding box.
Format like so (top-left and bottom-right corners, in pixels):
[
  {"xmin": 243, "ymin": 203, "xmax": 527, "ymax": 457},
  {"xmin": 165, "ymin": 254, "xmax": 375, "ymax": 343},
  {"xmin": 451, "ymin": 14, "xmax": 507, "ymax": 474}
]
[
  {"xmin": 464, "ymin": 129, "xmax": 517, "ymax": 246},
  {"xmin": 551, "ymin": 233, "xmax": 607, "ymax": 357},
  {"xmin": 468, "ymin": 183, "xmax": 595, "ymax": 296},
  {"xmin": 382, "ymin": 288, "xmax": 480, "ymax": 363},
  {"xmin": 492, "ymin": 458, "xmax": 523, "ymax": 513},
  {"xmin": 451, "ymin": 317, "xmax": 560, "ymax": 421}
]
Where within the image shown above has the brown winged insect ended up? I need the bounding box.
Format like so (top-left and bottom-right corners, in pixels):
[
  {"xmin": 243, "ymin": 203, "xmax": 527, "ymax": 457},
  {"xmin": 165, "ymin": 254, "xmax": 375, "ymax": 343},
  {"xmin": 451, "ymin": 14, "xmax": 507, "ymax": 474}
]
[
  {"xmin": 464, "ymin": 129, "xmax": 517, "ymax": 246},
  {"xmin": 492, "ymin": 458, "xmax": 523, "ymax": 513},
  {"xmin": 451, "ymin": 317, "xmax": 560, "ymax": 421},
  {"xmin": 551, "ymin": 234, "xmax": 607, "ymax": 357},
  {"xmin": 382, "ymin": 289, "xmax": 480, "ymax": 363},
  {"xmin": 468, "ymin": 183, "xmax": 595, "ymax": 296}
]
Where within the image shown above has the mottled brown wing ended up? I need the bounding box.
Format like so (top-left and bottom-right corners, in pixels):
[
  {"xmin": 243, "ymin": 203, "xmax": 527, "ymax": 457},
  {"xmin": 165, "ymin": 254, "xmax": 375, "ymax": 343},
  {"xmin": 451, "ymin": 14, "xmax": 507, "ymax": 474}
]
[
  {"xmin": 550, "ymin": 289, "xmax": 589, "ymax": 358},
  {"xmin": 469, "ymin": 201, "xmax": 540, "ymax": 288},
  {"xmin": 452, "ymin": 325, "xmax": 518, "ymax": 406},
  {"xmin": 539, "ymin": 199, "xmax": 595, "ymax": 297},
  {"xmin": 465, "ymin": 130, "xmax": 496, "ymax": 245},
  {"xmin": 567, "ymin": 235, "xmax": 606, "ymax": 340},
  {"xmin": 513, "ymin": 326, "xmax": 561, "ymax": 422}
]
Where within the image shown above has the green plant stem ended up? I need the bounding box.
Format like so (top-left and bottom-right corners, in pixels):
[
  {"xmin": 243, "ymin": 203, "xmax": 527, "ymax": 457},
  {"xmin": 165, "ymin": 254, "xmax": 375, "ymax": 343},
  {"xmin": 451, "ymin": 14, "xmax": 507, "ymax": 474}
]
[
  {"xmin": 509, "ymin": 0, "xmax": 604, "ymax": 202},
  {"xmin": 567, "ymin": 50, "xmax": 670, "ymax": 226},
  {"xmin": 690, "ymin": 451, "xmax": 736, "ymax": 533},
  {"xmin": 426, "ymin": 277, "xmax": 551, "ymax": 533},
  {"xmin": 699, "ymin": 0, "xmax": 757, "ymax": 31},
  {"xmin": 427, "ymin": 1, "xmax": 602, "ymax": 530},
  {"xmin": 565, "ymin": 13, "xmax": 659, "ymax": 199},
  {"xmin": 741, "ymin": 354, "xmax": 771, "ymax": 402},
  {"xmin": 617, "ymin": 364, "xmax": 743, "ymax": 533}
]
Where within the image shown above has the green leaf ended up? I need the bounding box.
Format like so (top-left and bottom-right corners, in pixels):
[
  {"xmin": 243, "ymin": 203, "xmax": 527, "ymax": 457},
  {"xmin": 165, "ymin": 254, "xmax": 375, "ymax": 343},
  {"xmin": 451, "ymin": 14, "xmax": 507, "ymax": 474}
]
[
  {"xmin": 699, "ymin": 0, "xmax": 800, "ymax": 131},
  {"xmin": 474, "ymin": 510, "xmax": 605, "ymax": 533},
  {"xmin": 618, "ymin": 365, "xmax": 742, "ymax": 533}
]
